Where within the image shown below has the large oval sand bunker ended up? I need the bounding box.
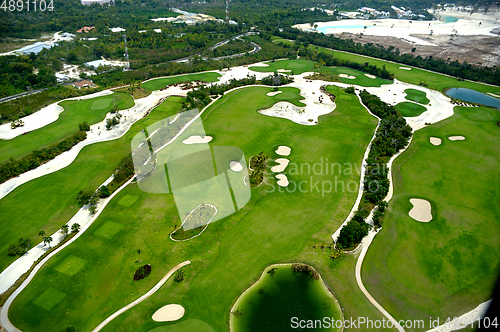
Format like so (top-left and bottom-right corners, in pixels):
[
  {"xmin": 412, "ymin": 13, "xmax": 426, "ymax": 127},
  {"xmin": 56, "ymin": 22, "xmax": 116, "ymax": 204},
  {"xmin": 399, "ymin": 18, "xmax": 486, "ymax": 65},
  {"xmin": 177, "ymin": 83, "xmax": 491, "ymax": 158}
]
[
  {"xmin": 430, "ymin": 137, "xmax": 442, "ymax": 146},
  {"xmin": 152, "ymin": 304, "xmax": 185, "ymax": 322},
  {"xmin": 448, "ymin": 135, "xmax": 465, "ymax": 141},
  {"xmin": 409, "ymin": 198, "xmax": 432, "ymax": 222},
  {"xmin": 182, "ymin": 135, "xmax": 213, "ymax": 144}
]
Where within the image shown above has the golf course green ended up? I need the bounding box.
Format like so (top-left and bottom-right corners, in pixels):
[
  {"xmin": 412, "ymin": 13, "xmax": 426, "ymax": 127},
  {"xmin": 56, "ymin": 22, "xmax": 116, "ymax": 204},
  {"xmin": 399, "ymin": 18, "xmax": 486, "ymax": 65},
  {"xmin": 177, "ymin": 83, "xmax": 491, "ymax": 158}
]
[
  {"xmin": 395, "ymin": 102, "xmax": 427, "ymax": 117},
  {"xmin": 404, "ymin": 89, "xmax": 430, "ymax": 105}
]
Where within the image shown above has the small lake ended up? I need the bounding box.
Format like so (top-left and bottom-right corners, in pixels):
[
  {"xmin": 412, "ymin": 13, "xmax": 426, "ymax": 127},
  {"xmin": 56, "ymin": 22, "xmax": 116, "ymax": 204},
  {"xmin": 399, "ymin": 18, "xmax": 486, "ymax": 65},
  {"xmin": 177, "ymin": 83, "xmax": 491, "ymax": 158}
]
[
  {"xmin": 441, "ymin": 16, "xmax": 459, "ymax": 23},
  {"xmin": 445, "ymin": 88, "xmax": 500, "ymax": 110},
  {"xmin": 232, "ymin": 265, "xmax": 342, "ymax": 332}
]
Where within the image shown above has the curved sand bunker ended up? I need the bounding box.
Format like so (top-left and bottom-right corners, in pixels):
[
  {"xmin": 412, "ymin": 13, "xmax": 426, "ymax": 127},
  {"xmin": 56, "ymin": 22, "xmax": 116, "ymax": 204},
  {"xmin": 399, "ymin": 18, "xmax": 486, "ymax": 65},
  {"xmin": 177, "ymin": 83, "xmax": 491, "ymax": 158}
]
[
  {"xmin": 277, "ymin": 69, "xmax": 292, "ymax": 73},
  {"xmin": 275, "ymin": 145, "xmax": 291, "ymax": 156},
  {"xmin": 271, "ymin": 158, "xmax": 290, "ymax": 172},
  {"xmin": 266, "ymin": 91, "xmax": 283, "ymax": 97},
  {"xmin": 152, "ymin": 304, "xmax": 185, "ymax": 322},
  {"xmin": 430, "ymin": 137, "xmax": 442, "ymax": 146},
  {"xmin": 230, "ymin": 161, "xmax": 243, "ymax": 172},
  {"xmin": 276, "ymin": 174, "xmax": 289, "ymax": 187},
  {"xmin": 399, "ymin": 67, "xmax": 412, "ymax": 70},
  {"xmin": 448, "ymin": 135, "xmax": 465, "ymax": 141},
  {"xmin": 364, "ymin": 74, "xmax": 376, "ymax": 79},
  {"xmin": 409, "ymin": 198, "xmax": 432, "ymax": 222},
  {"xmin": 339, "ymin": 73, "xmax": 356, "ymax": 79},
  {"xmin": 182, "ymin": 135, "xmax": 213, "ymax": 144}
]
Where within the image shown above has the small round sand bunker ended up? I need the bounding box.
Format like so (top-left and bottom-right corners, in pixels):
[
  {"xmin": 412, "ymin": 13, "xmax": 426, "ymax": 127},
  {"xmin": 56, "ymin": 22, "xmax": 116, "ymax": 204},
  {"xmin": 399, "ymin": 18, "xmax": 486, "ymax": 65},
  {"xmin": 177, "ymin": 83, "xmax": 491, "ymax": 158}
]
[
  {"xmin": 230, "ymin": 161, "xmax": 243, "ymax": 172},
  {"xmin": 430, "ymin": 137, "xmax": 442, "ymax": 146},
  {"xmin": 271, "ymin": 158, "xmax": 290, "ymax": 172},
  {"xmin": 275, "ymin": 145, "xmax": 291, "ymax": 156},
  {"xmin": 152, "ymin": 304, "xmax": 185, "ymax": 322},
  {"xmin": 364, "ymin": 74, "xmax": 376, "ymax": 79},
  {"xmin": 448, "ymin": 136, "xmax": 465, "ymax": 141},
  {"xmin": 339, "ymin": 73, "xmax": 356, "ymax": 79},
  {"xmin": 182, "ymin": 135, "xmax": 212, "ymax": 144},
  {"xmin": 266, "ymin": 91, "xmax": 283, "ymax": 97},
  {"xmin": 276, "ymin": 174, "xmax": 289, "ymax": 187},
  {"xmin": 409, "ymin": 199, "xmax": 432, "ymax": 222},
  {"xmin": 399, "ymin": 67, "xmax": 412, "ymax": 70}
]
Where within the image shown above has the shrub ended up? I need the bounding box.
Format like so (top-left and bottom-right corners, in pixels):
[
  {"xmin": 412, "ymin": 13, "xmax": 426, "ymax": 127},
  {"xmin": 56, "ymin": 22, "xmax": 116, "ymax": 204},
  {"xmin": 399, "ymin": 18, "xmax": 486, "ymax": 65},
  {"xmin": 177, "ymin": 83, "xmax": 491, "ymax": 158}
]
[
  {"xmin": 336, "ymin": 219, "xmax": 370, "ymax": 249},
  {"xmin": 134, "ymin": 264, "xmax": 152, "ymax": 281},
  {"xmin": 174, "ymin": 268, "xmax": 185, "ymax": 283},
  {"xmin": 78, "ymin": 121, "xmax": 90, "ymax": 131},
  {"xmin": 344, "ymin": 86, "xmax": 355, "ymax": 94},
  {"xmin": 98, "ymin": 185, "xmax": 110, "ymax": 198}
]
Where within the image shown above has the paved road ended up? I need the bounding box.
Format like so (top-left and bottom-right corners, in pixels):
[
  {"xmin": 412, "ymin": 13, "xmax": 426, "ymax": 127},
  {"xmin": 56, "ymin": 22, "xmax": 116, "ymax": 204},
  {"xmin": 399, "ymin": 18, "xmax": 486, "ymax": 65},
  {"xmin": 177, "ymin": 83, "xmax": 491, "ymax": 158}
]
[{"xmin": 0, "ymin": 88, "xmax": 48, "ymax": 103}]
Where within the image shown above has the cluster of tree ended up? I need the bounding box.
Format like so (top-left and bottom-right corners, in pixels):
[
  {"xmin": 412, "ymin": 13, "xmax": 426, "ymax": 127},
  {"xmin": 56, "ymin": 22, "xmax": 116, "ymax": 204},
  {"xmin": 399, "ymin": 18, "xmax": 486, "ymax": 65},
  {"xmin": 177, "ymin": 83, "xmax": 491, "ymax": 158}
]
[
  {"xmin": 0, "ymin": 130, "xmax": 87, "ymax": 184},
  {"xmin": 344, "ymin": 86, "xmax": 355, "ymax": 94},
  {"xmin": 174, "ymin": 268, "xmax": 185, "ymax": 282},
  {"xmin": 260, "ymin": 72, "xmax": 294, "ymax": 86},
  {"xmin": 106, "ymin": 113, "xmax": 122, "ymax": 130},
  {"xmin": 133, "ymin": 264, "xmax": 152, "ymax": 281},
  {"xmin": 76, "ymin": 185, "xmax": 110, "ymax": 214},
  {"xmin": 206, "ymin": 39, "xmax": 254, "ymax": 58},
  {"xmin": 7, "ymin": 238, "xmax": 32, "ymax": 257},
  {"xmin": 78, "ymin": 121, "xmax": 90, "ymax": 131},
  {"xmin": 108, "ymin": 155, "xmax": 135, "ymax": 192},
  {"xmin": 249, "ymin": 152, "xmax": 268, "ymax": 187},
  {"xmin": 291, "ymin": 263, "xmax": 319, "ymax": 280},
  {"xmin": 336, "ymin": 211, "xmax": 371, "ymax": 249}
]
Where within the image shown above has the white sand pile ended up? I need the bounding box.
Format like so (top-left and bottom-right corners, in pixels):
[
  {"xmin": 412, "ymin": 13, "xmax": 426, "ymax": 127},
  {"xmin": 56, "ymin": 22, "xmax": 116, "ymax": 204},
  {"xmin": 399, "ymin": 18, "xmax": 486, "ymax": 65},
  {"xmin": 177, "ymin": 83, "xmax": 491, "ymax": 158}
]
[
  {"xmin": 271, "ymin": 158, "xmax": 290, "ymax": 172},
  {"xmin": 399, "ymin": 67, "xmax": 412, "ymax": 70},
  {"xmin": 487, "ymin": 92, "xmax": 500, "ymax": 99},
  {"xmin": 365, "ymin": 74, "xmax": 376, "ymax": 79},
  {"xmin": 230, "ymin": 161, "xmax": 243, "ymax": 172},
  {"xmin": 266, "ymin": 91, "xmax": 283, "ymax": 97},
  {"xmin": 277, "ymin": 69, "xmax": 292, "ymax": 73},
  {"xmin": 152, "ymin": 304, "xmax": 185, "ymax": 322},
  {"xmin": 275, "ymin": 145, "xmax": 291, "ymax": 156},
  {"xmin": 182, "ymin": 135, "xmax": 213, "ymax": 144},
  {"xmin": 339, "ymin": 73, "xmax": 356, "ymax": 79},
  {"xmin": 430, "ymin": 137, "xmax": 442, "ymax": 146},
  {"xmin": 409, "ymin": 198, "xmax": 432, "ymax": 222},
  {"xmin": 276, "ymin": 174, "xmax": 289, "ymax": 187},
  {"xmin": 448, "ymin": 136, "xmax": 465, "ymax": 141}
]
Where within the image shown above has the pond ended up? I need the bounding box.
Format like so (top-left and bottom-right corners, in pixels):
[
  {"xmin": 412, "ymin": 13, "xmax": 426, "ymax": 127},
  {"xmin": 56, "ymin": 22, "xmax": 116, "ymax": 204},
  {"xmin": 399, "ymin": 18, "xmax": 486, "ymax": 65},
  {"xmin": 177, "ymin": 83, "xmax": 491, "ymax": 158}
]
[
  {"xmin": 445, "ymin": 88, "xmax": 500, "ymax": 110},
  {"xmin": 231, "ymin": 265, "xmax": 342, "ymax": 332}
]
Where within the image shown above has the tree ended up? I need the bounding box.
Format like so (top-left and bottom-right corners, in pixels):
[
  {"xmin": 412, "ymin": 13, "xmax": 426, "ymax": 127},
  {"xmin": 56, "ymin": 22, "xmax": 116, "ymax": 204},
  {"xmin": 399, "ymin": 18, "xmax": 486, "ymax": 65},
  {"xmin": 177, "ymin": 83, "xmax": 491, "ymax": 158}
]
[
  {"xmin": 174, "ymin": 269, "xmax": 185, "ymax": 283},
  {"xmin": 43, "ymin": 236, "xmax": 53, "ymax": 248},
  {"xmin": 98, "ymin": 185, "xmax": 110, "ymax": 198},
  {"xmin": 38, "ymin": 230, "xmax": 46, "ymax": 238},
  {"xmin": 61, "ymin": 225, "xmax": 69, "ymax": 238},
  {"xmin": 19, "ymin": 238, "xmax": 31, "ymax": 253},
  {"xmin": 71, "ymin": 223, "xmax": 81, "ymax": 233}
]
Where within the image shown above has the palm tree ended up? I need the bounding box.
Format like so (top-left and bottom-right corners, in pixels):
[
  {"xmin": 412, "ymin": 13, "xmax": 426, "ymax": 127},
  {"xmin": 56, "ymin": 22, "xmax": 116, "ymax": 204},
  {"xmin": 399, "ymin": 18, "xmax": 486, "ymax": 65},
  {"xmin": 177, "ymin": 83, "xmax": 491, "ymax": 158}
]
[
  {"xmin": 43, "ymin": 236, "xmax": 53, "ymax": 248},
  {"xmin": 71, "ymin": 223, "xmax": 81, "ymax": 233},
  {"xmin": 61, "ymin": 225, "xmax": 69, "ymax": 238},
  {"xmin": 38, "ymin": 230, "xmax": 46, "ymax": 238}
]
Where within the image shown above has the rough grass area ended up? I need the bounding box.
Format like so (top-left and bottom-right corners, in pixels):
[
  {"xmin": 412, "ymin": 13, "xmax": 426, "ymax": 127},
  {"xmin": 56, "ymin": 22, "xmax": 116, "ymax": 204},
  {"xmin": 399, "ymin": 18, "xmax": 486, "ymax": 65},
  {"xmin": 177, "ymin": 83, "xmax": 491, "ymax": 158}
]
[
  {"xmin": 141, "ymin": 72, "xmax": 221, "ymax": 91},
  {"xmin": 395, "ymin": 101, "xmax": 427, "ymax": 117},
  {"xmin": 249, "ymin": 59, "xmax": 316, "ymax": 75},
  {"xmin": 404, "ymin": 88, "xmax": 430, "ymax": 104},
  {"xmin": 321, "ymin": 67, "xmax": 392, "ymax": 87}
]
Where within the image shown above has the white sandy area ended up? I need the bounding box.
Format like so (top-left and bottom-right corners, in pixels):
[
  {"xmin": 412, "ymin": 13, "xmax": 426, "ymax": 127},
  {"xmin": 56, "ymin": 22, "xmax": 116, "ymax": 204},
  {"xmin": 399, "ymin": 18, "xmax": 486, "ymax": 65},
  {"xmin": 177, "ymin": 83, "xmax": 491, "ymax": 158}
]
[
  {"xmin": 448, "ymin": 135, "xmax": 465, "ymax": 141},
  {"xmin": 152, "ymin": 304, "xmax": 185, "ymax": 322},
  {"xmin": 182, "ymin": 135, "xmax": 212, "ymax": 144},
  {"xmin": 277, "ymin": 69, "xmax": 292, "ymax": 73},
  {"xmin": 365, "ymin": 74, "xmax": 376, "ymax": 79},
  {"xmin": 430, "ymin": 137, "xmax": 442, "ymax": 146},
  {"xmin": 271, "ymin": 158, "xmax": 290, "ymax": 172},
  {"xmin": 426, "ymin": 299, "xmax": 492, "ymax": 332},
  {"xmin": 409, "ymin": 198, "xmax": 432, "ymax": 222},
  {"xmin": 230, "ymin": 161, "xmax": 243, "ymax": 172},
  {"xmin": 339, "ymin": 73, "xmax": 356, "ymax": 79},
  {"xmin": 266, "ymin": 91, "xmax": 283, "ymax": 97},
  {"xmin": 487, "ymin": 92, "xmax": 500, "ymax": 99},
  {"xmin": 276, "ymin": 174, "xmax": 289, "ymax": 187},
  {"xmin": 275, "ymin": 145, "xmax": 291, "ymax": 156},
  {"xmin": 399, "ymin": 67, "xmax": 412, "ymax": 70},
  {"xmin": 214, "ymin": 65, "xmax": 270, "ymax": 84},
  {"xmin": 248, "ymin": 62, "xmax": 269, "ymax": 67},
  {"xmin": 0, "ymin": 90, "xmax": 114, "ymax": 140}
]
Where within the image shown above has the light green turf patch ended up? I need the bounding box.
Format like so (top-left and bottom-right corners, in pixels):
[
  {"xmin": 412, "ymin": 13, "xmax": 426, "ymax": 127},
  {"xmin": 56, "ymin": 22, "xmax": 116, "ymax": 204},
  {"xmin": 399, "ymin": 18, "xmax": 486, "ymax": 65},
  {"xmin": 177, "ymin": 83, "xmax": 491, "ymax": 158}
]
[
  {"xmin": 404, "ymin": 88, "xmax": 430, "ymax": 104},
  {"xmin": 94, "ymin": 221, "xmax": 125, "ymax": 239},
  {"xmin": 91, "ymin": 98, "xmax": 113, "ymax": 110},
  {"xmin": 395, "ymin": 101, "xmax": 427, "ymax": 117},
  {"xmin": 321, "ymin": 67, "xmax": 392, "ymax": 87},
  {"xmin": 142, "ymin": 72, "xmax": 221, "ymax": 91},
  {"xmin": 118, "ymin": 195, "xmax": 138, "ymax": 207},
  {"xmin": 149, "ymin": 319, "xmax": 215, "ymax": 332},
  {"xmin": 55, "ymin": 255, "xmax": 87, "ymax": 276},
  {"xmin": 33, "ymin": 288, "xmax": 65, "ymax": 311},
  {"xmin": 275, "ymin": 92, "xmax": 298, "ymax": 100},
  {"xmin": 468, "ymin": 109, "xmax": 495, "ymax": 121},
  {"xmin": 249, "ymin": 59, "xmax": 316, "ymax": 75}
]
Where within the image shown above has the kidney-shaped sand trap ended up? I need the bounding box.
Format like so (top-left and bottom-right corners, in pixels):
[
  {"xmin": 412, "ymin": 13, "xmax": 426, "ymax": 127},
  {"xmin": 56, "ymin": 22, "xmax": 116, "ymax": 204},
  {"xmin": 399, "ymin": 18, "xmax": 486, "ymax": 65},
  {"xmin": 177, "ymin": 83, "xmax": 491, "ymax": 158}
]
[
  {"xmin": 276, "ymin": 174, "xmax": 289, "ymax": 187},
  {"xmin": 448, "ymin": 136, "xmax": 465, "ymax": 141},
  {"xmin": 230, "ymin": 161, "xmax": 243, "ymax": 172},
  {"xmin": 266, "ymin": 91, "xmax": 283, "ymax": 97},
  {"xmin": 409, "ymin": 198, "xmax": 432, "ymax": 222},
  {"xmin": 182, "ymin": 135, "xmax": 213, "ymax": 144},
  {"xmin": 271, "ymin": 158, "xmax": 290, "ymax": 172},
  {"xmin": 430, "ymin": 137, "xmax": 442, "ymax": 146},
  {"xmin": 152, "ymin": 304, "xmax": 185, "ymax": 322},
  {"xmin": 339, "ymin": 73, "xmax": 356, "ymax": 79},
  {"xmin": 275, "ymin": 145, "xmax": 291, "ymax": 156},
  {"xmin": 364, "ymin": 74, "xmax": 376, "ymax": 79}
]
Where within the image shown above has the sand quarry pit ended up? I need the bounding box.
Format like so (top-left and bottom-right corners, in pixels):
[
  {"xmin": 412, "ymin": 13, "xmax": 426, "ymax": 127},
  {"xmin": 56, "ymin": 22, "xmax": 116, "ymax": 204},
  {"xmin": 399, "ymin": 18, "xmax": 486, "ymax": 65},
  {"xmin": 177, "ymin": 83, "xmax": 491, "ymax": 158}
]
[
  {"xmin": 271, "ymin": 158, "xmax": 290, "ymax": 172},
  {"xmin": 275, "ymin": 145, "xmax": 291, "ymax": 156},
  {"xmin": 365, "ymin": 74, "xmax": 376, "ymax": 79},
  {"xmin": 448, "ymin": 136, "xmax": 465, "ymax": 141},
  {"xmin": 182, "ymin": 135, "xmax": 213, "ymax": 144},
  {"xmin": 409, "ymin": 198, "xmax": 432, "ymax": 222},
  {"xmin": 399, "ymin": 67, "xmax": 412, "ymax": 70},
  {"xmin": 276, "ymin": 174, "xmax": 289, "ymax": 187},
  {"xmin": 230, "ymin": 161, "xmax": 243, "ymax": 172},
  {"xmin": 152, "ymin": 304, "xmax": 185, "ymax": 322},
  {"xmin": 266, "ymin": 91, "xmax": 283, "ymax": 97},
  {"xmin": 430, "ymin": 137, "xmax": 442, "ymax": 146},
  {"xmin": 339, "ymin": 73, "xmax": 356, "ymax": 79}
]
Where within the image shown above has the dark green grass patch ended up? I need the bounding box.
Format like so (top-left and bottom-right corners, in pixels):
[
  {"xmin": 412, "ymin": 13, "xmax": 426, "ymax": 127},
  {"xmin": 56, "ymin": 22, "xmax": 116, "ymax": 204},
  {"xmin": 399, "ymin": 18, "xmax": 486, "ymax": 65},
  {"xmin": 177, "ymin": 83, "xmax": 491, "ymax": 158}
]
[
  {"xmin": 118, "ymin": 195, "xmax": 138, "ymax": 207},
  {"xmin": 33, "ymin": 288, "xmax": 66, "ymax": 311},
  {"xmin": 94, "ymin": 221, "xmax": 125, "ymax": 240},
  {"xmin": 54, "ymin": 255, "xmax": 87, "ymax": 276},
  {"xmin": 395, "ymin": 101, "xmax": 427, "ymax": 117},
  {"xmin": 404, "ymin": 88, "xmax": 430, "ymax": 104},
  {"xmin": 142, "ymin": 72, "xmax": 221, "ymax": 91}
]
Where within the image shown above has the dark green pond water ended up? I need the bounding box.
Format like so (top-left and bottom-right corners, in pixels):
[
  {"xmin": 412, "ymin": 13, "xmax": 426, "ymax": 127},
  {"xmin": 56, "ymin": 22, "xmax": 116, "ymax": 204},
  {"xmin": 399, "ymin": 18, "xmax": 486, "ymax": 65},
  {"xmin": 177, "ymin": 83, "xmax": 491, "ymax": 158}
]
[
  {"xmin": 445, "ymin": 88, "xmax": 500, "ymax": 110},
  {"xmin": 232, "ymin": 266, "xmax": 342, "ymax": 332}
]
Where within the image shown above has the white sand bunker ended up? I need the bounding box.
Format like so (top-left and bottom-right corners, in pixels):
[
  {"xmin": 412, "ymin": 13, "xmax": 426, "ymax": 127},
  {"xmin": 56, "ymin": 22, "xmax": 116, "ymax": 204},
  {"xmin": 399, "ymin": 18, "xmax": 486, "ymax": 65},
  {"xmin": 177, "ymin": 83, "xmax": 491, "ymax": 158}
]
[
  {"xmin": 448, "ymin": 136, "xmax": 465, "ymax": 141},
  {"xmin": 339, "ymin": 73, "xmax": 356, "ymax": 79},
  {"xmin": 182, "ymin": 135, "xmax": 213, "ymax": 144},
  {"xmin": 364, "ymin": 74, "xmax": 376, "ymax": 79},
  {"xmin": 271, "ymin": 158, "xmax": 290, "ymax": 172},
  {"xmin": 152, "ymin": 304, "xmax": 185, "ymax": 322},
  {"xmin": 277, "ymin": 69, "xmax": 292, "ymax": 73},
  {"xmin": 430, "ymin": 137, "xmax": 442, "ymax": 146},
  {"xmin": 230, "ymin": 161, "xmax": 243, "ymax": 172},
  {"xmin": 399, "ymin": 67, "xmax": 412, "ymax": 70},
  {"xmin": 266, "ymin": 91, "xmax": 283, "ymax": 97},
  {"xmin": 275, "ymin": 145, "xmax": 291, "ymax": 156},
  {"xmin": 276, "ymin": 174, "xmax": 289, "ymax": 187},
  {"xmin": 409, "ymin": 199, "xmax": 432, "ymax": 222}
]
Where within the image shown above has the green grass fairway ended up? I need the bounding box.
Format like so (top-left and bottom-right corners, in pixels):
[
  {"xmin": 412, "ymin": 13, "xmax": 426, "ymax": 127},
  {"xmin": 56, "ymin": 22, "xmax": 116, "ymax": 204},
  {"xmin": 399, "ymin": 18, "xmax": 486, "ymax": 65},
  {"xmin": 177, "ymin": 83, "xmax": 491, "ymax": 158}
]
[
  {"xmin": 395, "ymin": 102, "xmax": 427, "ymax": 117},
  {"xmin": 249, "ymin": 59, "xmax": 316, "ymax": 75},
  {"xmin": 94, "ymin": 221, "xmax": 125, "ymax": 239},
  {"xmin": 0, "ymin": 92, "xmax": 134, "ymax": 163},
  {"xmin": 149, "ymin": 320, "xmax": 215, "ymax": 332},
  {"xmin": 468, "ymin": 108, "xmax": 495, "ymax": 121},
  {"xmin": 363, "ymin": 105, "xmax": 500, "ymax": 329},
  {"xmin": 141, "ymin": 72, "xmax": 222, "ymax": 91},
  {"xmin": 268, "ymin": 87, "xmax": 305, "ymax": 106},
  {"xmin": 10, "ymin": 86, "xmax": 386, "ymax": 332},
  {"xmin": 118, "ymin": 195, "xmax": 138, "ymax": 207},
  {"xmin": 55, "ymin": 255, "xmax": 87, "ymax": 276},
  {"xmin": 33, "ymin": 288, "xmax": 66, "ymax": 311},
  {"xmin": 0, "ymin": 97, "xmax": 184, "ymax": 272},
  {"xmin": 404, "ymin": 89, "xmax": 430, "ymax": 104},
  {"xmin": 321, "ymin": 67, "xmax": 392, "ymax": 87}
]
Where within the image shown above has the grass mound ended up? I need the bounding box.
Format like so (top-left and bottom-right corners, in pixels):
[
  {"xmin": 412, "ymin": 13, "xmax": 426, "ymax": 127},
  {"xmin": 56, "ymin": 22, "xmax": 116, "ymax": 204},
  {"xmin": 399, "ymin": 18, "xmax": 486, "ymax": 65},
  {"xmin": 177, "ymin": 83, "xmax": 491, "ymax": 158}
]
[
  {"xmin": 395, "ymin": 101, "xmax": 427, "ymax": 117},
  {"xmin": 171, "ymin": 204, "xmax": 217, "ymax": 241}
]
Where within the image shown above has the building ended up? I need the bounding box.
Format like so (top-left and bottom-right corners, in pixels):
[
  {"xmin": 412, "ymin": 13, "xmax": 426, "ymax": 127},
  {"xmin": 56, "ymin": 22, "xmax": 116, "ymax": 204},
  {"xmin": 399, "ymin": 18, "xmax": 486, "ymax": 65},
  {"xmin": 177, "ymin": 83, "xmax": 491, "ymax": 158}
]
[
  {"xmin": 77, "ymin": 26, "xmax": 95, "ymax": 33},
  {"xmin": 16, "ymin": 42, "xmax": 56, "ymax": 55},
  {"xmin": 72, "ymin": 80, "xmax": 96, "ymax": 89}
]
